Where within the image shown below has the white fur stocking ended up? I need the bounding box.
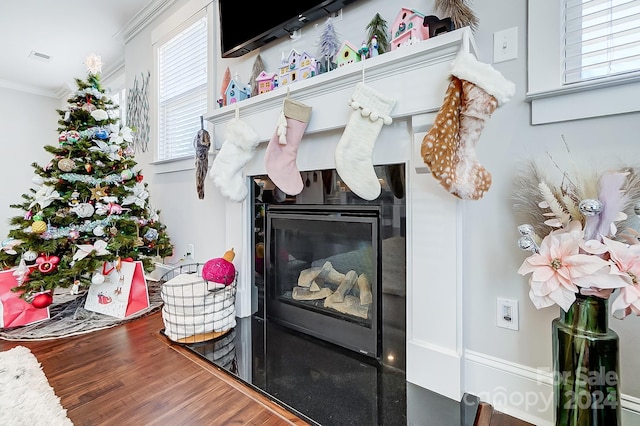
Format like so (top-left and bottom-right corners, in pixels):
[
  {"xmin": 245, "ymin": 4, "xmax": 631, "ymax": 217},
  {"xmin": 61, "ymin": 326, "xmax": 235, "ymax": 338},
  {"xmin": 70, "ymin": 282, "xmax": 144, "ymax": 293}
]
[
  {"xmin": 334, "ymin": 83, "xmax": 396, "ymax": 201},
  {"xmin": 209, "ymin": 118, "xmax": 260, "ymax": 202}
]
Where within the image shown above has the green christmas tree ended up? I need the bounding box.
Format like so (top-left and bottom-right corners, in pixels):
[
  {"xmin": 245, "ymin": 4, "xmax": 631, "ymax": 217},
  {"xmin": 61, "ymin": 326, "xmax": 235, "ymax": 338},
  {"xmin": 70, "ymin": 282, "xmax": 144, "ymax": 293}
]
[
  {"xmin": 365, "ymin": 13, "xmax": 390, "ymax": 55},
  {"xmin": 0, "ymin": 56, "xmax": 173, "ymax": 300}
]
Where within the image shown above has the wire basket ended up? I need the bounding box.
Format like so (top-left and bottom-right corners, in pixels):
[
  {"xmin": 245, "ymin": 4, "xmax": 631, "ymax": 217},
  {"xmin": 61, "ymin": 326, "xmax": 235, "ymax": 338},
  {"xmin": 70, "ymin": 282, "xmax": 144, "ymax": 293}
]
[{"xmin": 159, "ymin": 263, "xmax": 237, "ymax": 344}]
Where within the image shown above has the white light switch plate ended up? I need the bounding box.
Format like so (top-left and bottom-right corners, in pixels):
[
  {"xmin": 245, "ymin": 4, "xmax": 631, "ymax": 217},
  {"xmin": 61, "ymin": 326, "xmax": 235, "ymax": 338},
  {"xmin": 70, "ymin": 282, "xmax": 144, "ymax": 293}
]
[{"xmin": 493, "ymin": 27, "xmax": 518, "ymax": 63}]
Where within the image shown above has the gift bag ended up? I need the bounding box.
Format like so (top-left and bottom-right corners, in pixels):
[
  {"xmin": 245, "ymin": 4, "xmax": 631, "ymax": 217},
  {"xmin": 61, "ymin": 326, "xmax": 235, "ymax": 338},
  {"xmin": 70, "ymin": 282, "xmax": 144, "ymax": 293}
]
[
  {"xmin": 84, "ymin": 260, "xmax": 149, "ymax": 319},
  {"xmin": 0, "ymin": 269, "xmax": 50, "ymax": 328}
]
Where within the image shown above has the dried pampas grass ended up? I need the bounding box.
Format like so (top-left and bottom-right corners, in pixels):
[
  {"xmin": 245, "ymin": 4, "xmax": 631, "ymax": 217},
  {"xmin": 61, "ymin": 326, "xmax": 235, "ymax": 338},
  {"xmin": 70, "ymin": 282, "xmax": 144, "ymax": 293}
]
[{"xmin": 434, "ymin": 0, "xmax": 479, "ymax": 32}]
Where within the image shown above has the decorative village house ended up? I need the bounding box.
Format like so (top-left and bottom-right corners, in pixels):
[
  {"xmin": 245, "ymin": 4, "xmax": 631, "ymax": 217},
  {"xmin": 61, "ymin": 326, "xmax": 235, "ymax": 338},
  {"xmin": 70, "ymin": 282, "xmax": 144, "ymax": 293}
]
[
  {"xmin": 390, "ymin": 7, "xmax": 430, "ymax": 51},
  {"xmin": 255, "ymin": 70, "xmax": 278, "ymax": 94},
  {"xmin": 224, "ymin": 76, "xmax": 251, "ymax": 105},
  {"xmin": 336, "ymin": 40, "xmax": 361, "ymax": 67}
]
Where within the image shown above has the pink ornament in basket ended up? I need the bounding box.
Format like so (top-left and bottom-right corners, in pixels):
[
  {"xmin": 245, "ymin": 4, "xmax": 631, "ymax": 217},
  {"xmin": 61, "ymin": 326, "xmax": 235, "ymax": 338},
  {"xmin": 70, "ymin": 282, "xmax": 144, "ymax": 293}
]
[{"xmin": 202, "ymin": 248, "xmax": 236, "ymax": 285}]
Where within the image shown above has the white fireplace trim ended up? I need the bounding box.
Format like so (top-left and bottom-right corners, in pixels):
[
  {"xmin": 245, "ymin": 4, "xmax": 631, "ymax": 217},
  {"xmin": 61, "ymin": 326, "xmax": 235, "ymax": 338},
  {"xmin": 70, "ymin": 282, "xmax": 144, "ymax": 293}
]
[{"xmin": 206, "ymin": 27, "xmax": 475, "ymax": 401}]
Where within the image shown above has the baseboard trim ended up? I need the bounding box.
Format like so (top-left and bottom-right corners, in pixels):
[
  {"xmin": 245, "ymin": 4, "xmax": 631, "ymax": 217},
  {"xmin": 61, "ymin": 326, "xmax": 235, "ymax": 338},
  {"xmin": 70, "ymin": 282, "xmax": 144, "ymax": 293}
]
[
  {"xmin": 464, "ymin": 349, "xmax": 640, "ymax": 425},
  {"xmin": 407, "ymin": 340, "xmax": 462, "ymax": 401}
]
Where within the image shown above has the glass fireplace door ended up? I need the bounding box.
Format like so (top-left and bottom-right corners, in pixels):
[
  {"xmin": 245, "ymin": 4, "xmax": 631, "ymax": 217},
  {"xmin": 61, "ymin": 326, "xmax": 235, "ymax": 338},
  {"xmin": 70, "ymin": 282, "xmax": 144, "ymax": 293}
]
[{"xmin": 265, "ymin": 205, "xmax": 381, "ymax": 358}]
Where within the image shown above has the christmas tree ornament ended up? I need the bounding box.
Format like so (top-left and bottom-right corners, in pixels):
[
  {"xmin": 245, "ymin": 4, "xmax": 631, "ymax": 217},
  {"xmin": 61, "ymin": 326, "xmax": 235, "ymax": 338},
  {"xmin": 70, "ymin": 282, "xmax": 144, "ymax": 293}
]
[
  {"xmin": 194, "ymin": 116, "xmax": 211, "ymax": 199},
  {"xmin": 209, "ymin": 116, "xmax": 260, "ymax": 202},
  {"xmin": 13, "ymin": 258, "xmax": 30, "ymax": 285},
  {"xmin": 58, "ymin": 132, "xmax": 68, "ymax": 144},
  {"xmin": 67, "ymin": 130, "xmax": 81, "ymax": 143},
  {"xmin": 121, "ymin": 169, "xmax": 133, "ymax": 180},
  {"xmin": 93, "ymin": 225, "xmax": 105, "ymax": 236},
  {"xmin": 89, "ymin": 184, "xmax": 108, "ymax": 200},
  {"xmin": 31, "ymin": 175, "xmax": 44, "ymax": 186},
  {"xmin": 1, "ymin": 238, "xmax": 22, "ymax": 255},
  {"xmin": 334, "ymin": 83, "xmax": 396, "ymax": 201},
  {"xmin": 136, "ymin": 174, "xmax": 144, "ymax": 182},
  {"xmin": 23, "ymin": 250, "xmax": 37, "ymax": 262},
  {"xmin": 31, "ymin": 290, "xmax": 53, "ymax": 309},
  {"xmin": 264, "ymin": 95, "xmax": 312, "ymax": 195},
  {"xmin": 36, "ymin": 254, "xmax": 60, "ymax": 273},
  {"xmin": 420, "ymin": 49, "xmax": 515, "ymax": 200},
  {"xmin": 91, "ymin": 109, "xmax": 108, "ymax": 121},
  {"xmin": 31, "ymin": 220, "xmax": 47, "ymax": 234},
  {"xmin": 71, "ymin": 202, "xmax": 95, "ymax": 218},
  {"xmin": 91, "ymin": 273, "xmax": 105, "ymax": 285},
  {"xmin": 57, "ymin": 158, "xmax": 76, "ymax": 172},
  {"xmin": 85, "ymin": 163, "xmax": 92, "ymax": 173},
  {"xmin": 202, "ymin": 248, "xmax": 236, "ymax": 285},
  {"xmin": 94, "ymin": 128, "xmax": 109, "ymax": 139},
  {"xmin": 68, "ymin": 230, "xmax": 80, "ymax": 240},
  {"xmin": 82, "ymin": 102, "xmax": 96, "ymax": 112}
]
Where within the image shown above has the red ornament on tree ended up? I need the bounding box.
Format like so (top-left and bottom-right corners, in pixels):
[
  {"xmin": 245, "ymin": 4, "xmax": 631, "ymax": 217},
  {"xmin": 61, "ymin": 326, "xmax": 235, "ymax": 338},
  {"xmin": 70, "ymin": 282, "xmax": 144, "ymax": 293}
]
[
  {"xmin": 202, "ymin": 248, "xmax": 236, "ymax": 285},
  {"xmin": 136, "ymin": 174, "xmax": 144, "ymax": 182},
  {"xmin": 31, "ymin": 290, "xmax": 53, "ymax": 309}
]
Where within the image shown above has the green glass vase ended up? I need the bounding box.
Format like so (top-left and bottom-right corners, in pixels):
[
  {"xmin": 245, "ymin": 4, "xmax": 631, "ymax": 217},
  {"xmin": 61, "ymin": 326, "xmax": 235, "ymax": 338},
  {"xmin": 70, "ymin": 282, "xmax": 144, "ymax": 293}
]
[{"xmin": 552, "ymin": 294, "xmax": 621, "ymax": 426}]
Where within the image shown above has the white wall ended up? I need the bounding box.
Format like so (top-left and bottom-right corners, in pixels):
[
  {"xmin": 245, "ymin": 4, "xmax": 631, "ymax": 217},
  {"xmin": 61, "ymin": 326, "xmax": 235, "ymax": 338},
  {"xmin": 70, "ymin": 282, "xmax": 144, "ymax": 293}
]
[{"xmin": 0, "ymin": 87, "xmax": 59, "ymax": 240}]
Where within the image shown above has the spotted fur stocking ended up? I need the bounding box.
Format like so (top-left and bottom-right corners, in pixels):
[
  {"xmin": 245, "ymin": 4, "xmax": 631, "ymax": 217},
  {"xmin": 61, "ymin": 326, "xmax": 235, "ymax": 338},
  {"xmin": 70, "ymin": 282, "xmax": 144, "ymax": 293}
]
[{"xmin": 420, "ymin": 50, "xmax": 515, "ymax": 200}]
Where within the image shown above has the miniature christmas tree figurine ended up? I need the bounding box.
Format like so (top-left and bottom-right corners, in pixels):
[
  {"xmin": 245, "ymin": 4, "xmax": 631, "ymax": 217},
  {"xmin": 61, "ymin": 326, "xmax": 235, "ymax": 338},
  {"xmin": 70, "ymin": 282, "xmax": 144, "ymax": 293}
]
[
  {"xmin": 366, "ymin": 13, "xmax": 390, "ymax": 55},
  {"xmin": 316, "ymin": 17, "xmax": 341, "ymax": 73},
  {"xmin": 0, "ymin": 54, "xmax": 173, "ymax": 300}
]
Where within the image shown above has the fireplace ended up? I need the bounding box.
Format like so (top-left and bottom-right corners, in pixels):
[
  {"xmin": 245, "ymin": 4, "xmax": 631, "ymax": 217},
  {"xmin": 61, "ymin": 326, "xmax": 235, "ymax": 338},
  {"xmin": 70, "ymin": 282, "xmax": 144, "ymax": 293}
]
[
  {"xmin": 266, "ymin": 204, "xmax": 382, "ymax": 358},
  {"xmin": 252, "ymin": 165, "xmax": 406, "ymax": 367}
]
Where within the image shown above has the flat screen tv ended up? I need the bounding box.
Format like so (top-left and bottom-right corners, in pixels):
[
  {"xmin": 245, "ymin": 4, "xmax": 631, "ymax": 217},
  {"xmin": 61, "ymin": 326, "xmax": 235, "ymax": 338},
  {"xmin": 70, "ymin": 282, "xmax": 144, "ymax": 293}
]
[{"xmin": 219, "ymin": 0, "xmax": 361, "ymax": 58}]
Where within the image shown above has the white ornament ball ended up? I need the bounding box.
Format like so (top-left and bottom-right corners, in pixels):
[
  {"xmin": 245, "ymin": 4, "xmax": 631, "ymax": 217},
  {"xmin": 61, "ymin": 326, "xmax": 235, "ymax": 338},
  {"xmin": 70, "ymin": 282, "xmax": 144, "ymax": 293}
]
[
  {"xmin": 121, "ymin": 169, "xmax": 133, "ymax": 180},
  {"xmin": 91, "ymin": 273, "xmax": 105, "ymax": 285},
  {"xmin": 73, "ymin": 202, "xmax": 95, "ymax": 218},
  {"xmin": 32, "ymin": 175, "xmax": 44, "ymax": 186},
  {"xmin": 23, "ymin": 250, "xmax": 38, "ymax": 262},
  {"xmin": 93, "ymin": 225, "xmax": 105, "ymax": 236}
]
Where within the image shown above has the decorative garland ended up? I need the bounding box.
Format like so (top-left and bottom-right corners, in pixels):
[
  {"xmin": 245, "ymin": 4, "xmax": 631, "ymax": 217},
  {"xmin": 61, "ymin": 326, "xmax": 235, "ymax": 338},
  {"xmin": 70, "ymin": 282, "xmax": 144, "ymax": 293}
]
[{"xmin": 60, "ymin": 172, "xmax": 123, "ymax": 185}]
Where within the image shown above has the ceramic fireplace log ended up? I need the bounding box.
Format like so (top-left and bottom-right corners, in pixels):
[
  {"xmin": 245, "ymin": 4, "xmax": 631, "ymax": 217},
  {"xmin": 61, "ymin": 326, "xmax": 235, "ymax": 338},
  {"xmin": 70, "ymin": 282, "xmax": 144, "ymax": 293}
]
[
  {"xmin": 297, "ymin": 261, "xmax": 345, "ymax": 288},
  {"xmin": 356, "ymin": 273, "xmax": 372, "ymax": 305},
  {"xmin": 324, "ymin": 270, "xmax": 358, "ymax": 305},
  {"xmin": 324, "ymin": 294, "xmax": 369, "ymax": 319},
  {"xmin": 292, "ymin": 286, "xmax": 333, "ymax": 300}
]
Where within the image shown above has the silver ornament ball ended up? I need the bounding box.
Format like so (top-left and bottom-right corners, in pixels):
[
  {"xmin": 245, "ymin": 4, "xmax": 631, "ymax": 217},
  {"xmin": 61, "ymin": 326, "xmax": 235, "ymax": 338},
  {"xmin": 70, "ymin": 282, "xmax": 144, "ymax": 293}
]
[
  {"xmin": 579, "ymin": 199, "xmax": 603, "ymax": 216},
  {"xmin": 517, "ymin": 224, "xmax": 535, "ymax": 236},
  {"xmin": 518, "ymin": 236, "xmax": 535, "ymax": 251}
]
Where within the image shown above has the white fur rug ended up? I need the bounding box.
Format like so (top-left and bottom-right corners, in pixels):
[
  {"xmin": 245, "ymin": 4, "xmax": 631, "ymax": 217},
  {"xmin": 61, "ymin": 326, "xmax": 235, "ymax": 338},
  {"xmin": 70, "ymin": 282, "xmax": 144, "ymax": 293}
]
[{"xmin": 0, "ymin": 346, "xmax": 73, "ymax": 425}]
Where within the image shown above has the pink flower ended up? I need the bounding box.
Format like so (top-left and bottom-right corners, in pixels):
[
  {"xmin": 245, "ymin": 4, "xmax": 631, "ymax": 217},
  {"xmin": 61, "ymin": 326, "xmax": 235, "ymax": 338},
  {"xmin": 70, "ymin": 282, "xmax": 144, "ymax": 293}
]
[
  {"xmin": 518, "ymin": 223, "xmax": 613, "ymax": 311},
  {"xmin": 602, "ymin": 237, "xmax": 640, "ymax": 318}
]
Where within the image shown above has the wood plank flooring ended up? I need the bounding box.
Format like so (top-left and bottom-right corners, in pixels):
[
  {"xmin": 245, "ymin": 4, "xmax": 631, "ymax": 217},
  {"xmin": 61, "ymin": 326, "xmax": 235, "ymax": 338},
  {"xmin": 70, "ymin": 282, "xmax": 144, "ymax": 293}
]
[{"xmin": 0, "ymin": 311, "xmax": 307, "ymax": 426}]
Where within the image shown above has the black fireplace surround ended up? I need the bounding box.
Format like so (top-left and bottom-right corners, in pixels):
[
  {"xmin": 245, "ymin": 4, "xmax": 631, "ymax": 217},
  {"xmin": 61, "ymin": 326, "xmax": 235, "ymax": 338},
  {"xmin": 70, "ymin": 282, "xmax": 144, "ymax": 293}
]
[{"xmin": 266, "ymin": 204, "xmax": 382, "ymax": 358}]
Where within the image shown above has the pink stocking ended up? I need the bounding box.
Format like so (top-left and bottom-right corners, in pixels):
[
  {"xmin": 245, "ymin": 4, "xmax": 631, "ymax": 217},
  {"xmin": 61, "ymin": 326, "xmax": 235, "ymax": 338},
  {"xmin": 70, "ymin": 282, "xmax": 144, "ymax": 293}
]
[{"xmin": 264, "ymin": 97, "xmax": 312, "ymax": 195}]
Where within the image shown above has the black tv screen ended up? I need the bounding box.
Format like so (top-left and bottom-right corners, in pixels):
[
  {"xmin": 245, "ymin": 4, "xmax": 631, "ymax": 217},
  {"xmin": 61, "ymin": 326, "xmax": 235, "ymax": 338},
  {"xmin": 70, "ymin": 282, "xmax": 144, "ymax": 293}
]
[{"xmin": 219, "ymin": 0, "xmax": 360, "ymax": 58}]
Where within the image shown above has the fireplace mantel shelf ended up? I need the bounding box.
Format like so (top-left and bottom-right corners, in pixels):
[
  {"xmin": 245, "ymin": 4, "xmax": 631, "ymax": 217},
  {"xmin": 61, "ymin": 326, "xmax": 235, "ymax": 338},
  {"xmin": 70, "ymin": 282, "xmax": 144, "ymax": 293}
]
[{"xmin": 205, "ymin": 27, "xmax": 476, "ymax": 149}]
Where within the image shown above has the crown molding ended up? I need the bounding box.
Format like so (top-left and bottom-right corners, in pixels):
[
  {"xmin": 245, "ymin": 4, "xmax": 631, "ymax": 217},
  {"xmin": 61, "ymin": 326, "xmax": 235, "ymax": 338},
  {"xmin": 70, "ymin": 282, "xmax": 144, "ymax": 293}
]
[
  {"xmin": 0, "ymin": 79, "xmax": 60, "ymax": 99},
  {"xmin": 114, "ymin": 0, "xmax": 182, "ymax": 44}
]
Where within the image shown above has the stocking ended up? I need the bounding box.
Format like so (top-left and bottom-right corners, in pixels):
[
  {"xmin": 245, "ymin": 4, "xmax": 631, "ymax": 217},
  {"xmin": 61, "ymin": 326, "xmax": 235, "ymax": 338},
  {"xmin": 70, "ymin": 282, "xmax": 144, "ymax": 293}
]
[
  {"xmin": 209, "ymin": 117, "xmax": 260, "ymax": 202},
  {"xmin": 334, "ymin": 83, "xmax": 396, "ymax": 201},
  {"xmin": 264, "ymin": 96, "xmax": 312, "ymax": 195},
  {"xmin": 421, "ymin": 49, "xmax": 515, "ymax": 200}
]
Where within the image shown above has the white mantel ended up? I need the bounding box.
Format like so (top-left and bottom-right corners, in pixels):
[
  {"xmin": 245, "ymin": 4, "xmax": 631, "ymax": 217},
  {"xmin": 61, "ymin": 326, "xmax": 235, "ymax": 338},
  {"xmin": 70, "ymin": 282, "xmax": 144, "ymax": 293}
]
[{"xmin": 205, "ymin": 27, "xmax": 475, "ymax": 401}]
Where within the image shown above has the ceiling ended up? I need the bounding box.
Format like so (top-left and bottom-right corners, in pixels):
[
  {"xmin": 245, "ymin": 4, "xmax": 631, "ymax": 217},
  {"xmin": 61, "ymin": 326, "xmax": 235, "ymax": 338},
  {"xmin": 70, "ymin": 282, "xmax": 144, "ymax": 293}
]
[{"xmin": 0, "ymin": 0, "xmax": 154, "ymax": 98}]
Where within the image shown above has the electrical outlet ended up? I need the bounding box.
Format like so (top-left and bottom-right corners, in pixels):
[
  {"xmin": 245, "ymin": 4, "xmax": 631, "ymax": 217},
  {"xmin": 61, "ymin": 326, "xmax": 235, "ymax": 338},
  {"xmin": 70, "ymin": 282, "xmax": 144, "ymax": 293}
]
[
  {"xmin": 496, "ymin": 298, "xmax": 519, "ymax": 330},
  {"xmin": 186, "ymin": 244, "xmax": 194, "ymax": 259},
  {"xmin": 331, "ymin": 9, "xmax": 343, "ymax": 22}
]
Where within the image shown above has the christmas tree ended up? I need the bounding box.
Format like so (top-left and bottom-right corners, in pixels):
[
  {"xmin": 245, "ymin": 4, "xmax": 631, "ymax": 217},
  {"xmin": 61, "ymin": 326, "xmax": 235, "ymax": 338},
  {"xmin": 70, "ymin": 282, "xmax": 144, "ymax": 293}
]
[
  {"xmin": 316, "ymin": 17, "xmax": 341, "ymax": 73},
  {"xmin": 0, "ymin": 55, "xmax": 173, "ymax": 301}
]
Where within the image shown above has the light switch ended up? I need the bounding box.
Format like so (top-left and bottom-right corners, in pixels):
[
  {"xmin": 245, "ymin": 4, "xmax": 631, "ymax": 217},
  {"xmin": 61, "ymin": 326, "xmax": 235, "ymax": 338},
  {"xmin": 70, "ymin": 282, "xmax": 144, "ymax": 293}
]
[{"xmin": 493, "ymin": 27, "xmax": 518, "ymax": 63}]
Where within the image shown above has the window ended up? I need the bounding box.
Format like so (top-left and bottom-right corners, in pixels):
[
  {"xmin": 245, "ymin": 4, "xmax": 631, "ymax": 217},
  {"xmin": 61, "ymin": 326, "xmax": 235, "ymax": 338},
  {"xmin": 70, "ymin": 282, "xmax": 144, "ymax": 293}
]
[
  {"xmin": 111, "ymin": 88, "xmax": 127, "ymax": 125},
  {"xmin": 564, "ymin": 0, "xmax": 640, "ymax": 84},
  {"xmin": 157, "ymin": 14, "xmax": 208, "ymax": 161},
  {"xmin": 527, "ymin": 0, "xmax": 640, "ymax": 124}
]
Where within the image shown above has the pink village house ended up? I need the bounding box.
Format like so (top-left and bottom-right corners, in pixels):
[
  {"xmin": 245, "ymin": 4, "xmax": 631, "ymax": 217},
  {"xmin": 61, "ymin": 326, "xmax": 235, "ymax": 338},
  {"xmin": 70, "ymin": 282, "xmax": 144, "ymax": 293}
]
[
  {"xmin": 255, "ymin": 70, "xmax": 277, "ymax": 94},
  {"xmin": 390, "ymin": 7, "xmax": 429, "ymax": 51},
  {"xmin": 335, "ymin": 41, "xmax": 361, "ymax": 67}
]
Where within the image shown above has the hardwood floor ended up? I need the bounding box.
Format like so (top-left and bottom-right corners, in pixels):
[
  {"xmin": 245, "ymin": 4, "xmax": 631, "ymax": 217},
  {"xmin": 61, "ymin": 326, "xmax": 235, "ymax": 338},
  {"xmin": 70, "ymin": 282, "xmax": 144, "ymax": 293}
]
[{"xmin": 0, "ymin": 311, "xmax": 307, "ymax": 426}]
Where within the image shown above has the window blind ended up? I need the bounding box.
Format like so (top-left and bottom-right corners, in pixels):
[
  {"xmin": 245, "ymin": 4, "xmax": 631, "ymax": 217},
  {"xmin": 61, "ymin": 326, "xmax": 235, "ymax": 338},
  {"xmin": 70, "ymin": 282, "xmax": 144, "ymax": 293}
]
[
  {"xmin": 157, "ymin": 16, "xmax": 207, "ymax": 161},
  {"xmin": 564, "ymin": 0, "xmax": 640, "ymax": 84}
]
